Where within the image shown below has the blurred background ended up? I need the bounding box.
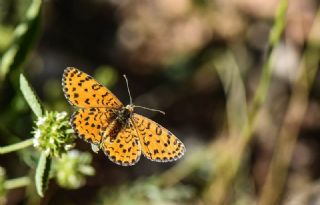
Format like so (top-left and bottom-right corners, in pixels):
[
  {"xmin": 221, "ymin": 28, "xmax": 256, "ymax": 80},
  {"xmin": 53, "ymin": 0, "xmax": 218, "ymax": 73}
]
[{"xmin": 1, "ymin": 0, "xmax": 320, "ymax": 204}]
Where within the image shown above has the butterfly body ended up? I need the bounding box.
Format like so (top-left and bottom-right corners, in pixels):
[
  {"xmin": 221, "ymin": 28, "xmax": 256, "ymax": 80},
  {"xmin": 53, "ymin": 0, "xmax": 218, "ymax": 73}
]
[
  {"xmin": 99, "ymin": 105, "xmax": 133, "ymax": 142},
  {"xmin": 63, "ymin": 67, "xmax": 185, "ymax": 166},
  {"xmin": 115, "ymin": 104, "xmax": 134, "ymax": 124}
]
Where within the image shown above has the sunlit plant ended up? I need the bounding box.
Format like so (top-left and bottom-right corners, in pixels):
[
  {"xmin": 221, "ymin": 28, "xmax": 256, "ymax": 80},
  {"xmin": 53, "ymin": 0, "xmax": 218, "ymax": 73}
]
[
  {"xmin": 32, "ymin": 111, "xmax": 75, "ymax": 157},
  {"xmin": 0, "ymin": 74, "xmax": 95, "ymax": 198}
]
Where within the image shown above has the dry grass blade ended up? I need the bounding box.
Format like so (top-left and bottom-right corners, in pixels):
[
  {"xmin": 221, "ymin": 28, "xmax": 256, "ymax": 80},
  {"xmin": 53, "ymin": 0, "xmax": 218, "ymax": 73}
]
[{"xmin": 258, "ymin": 9, "xmax": 320, "ymax": 205}]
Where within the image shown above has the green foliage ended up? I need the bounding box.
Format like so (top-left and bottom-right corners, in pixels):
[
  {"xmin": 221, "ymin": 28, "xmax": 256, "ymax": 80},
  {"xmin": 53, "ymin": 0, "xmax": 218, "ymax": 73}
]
[
  {"xmin": 20, "ymin": 73, "xmax": 43, "ymax": 117},
  {"xmin": 18, "ymin": 73, "xmax": 91, "ymax": 197},
  {"xmin": 0, "ymin": 26, "xmax": 14, "ymax": 51},
  {"xmin": 250, "ymin": 0, "xmax": 288, "ymax": 120},
  {"xmin": 202, "ymin": 0, "xmax": 290, "ymax": 204},
  {"xmin": 213, "ymin": 50, "xmax": 248, "ymax": 134},
  {"xmin": 0, "ymin": 0, "xmax": 42, "ymax": 82},
  {"xmin": 32, "ymin": 111, "xmax": 75, "ymax": 157},
  {"xmin": 98, "ymin": 179, "xmax": 195, "ymax": 205},
  {"xmin": 54, "ymin": 150, "xmax": 95, "ymax": 189},
  {"xmin": 0, "ymin": 138, "xmax": 33, "ymax": 154},
  {"xmin": 0, "ymin": 0, "xmax": 318, "ymax": 204},
  {"xmin": 269, "ymin": 0, "xmax": 288, "ymax": 45},
  {"xmin": 94, "ymin": 65, "xmax": 118, "ymax": 87},
  {"xmin": 0, "ymin": 167, "xmax": 6, "ymax": 199},
  {"xmin": 35, "ymin": 152, "xmax": 51, "ymax": 197},
  {"xmin": 18, "ymin": 73, "xmax": 93, "ymax": 197}
]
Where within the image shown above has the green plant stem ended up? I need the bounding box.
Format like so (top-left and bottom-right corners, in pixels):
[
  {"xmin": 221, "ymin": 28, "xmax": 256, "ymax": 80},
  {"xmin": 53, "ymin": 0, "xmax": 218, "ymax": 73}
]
[
  {"xmin": 0, "ymin": 0, "xmax": 42, "ymax": 82},
  {"xmin": 258, "ymin": 9, "xmax": 320, "ymax": 205},
  {"xmin": 203, "ymin": 0, "xmax": 288, "ymax": 204},
  {"xmin": 0, "ymin": 139, "xmax": 33, "ymax": 154},
  {"xmin": 247, "ymin": 0, "xmax": 288, "ymax": 141},
  {"xmin": 4, "ymin": 177, "xmax": 31, "ymax": 190}
]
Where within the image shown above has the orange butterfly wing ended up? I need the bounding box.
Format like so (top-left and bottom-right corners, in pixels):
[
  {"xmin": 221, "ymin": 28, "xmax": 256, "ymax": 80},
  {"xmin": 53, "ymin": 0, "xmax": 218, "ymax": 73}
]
[
  {"xmin": 132, "ymin": 113, "xmax": 185, "ymax": 162},
  {"xmin": 62, "ymin": 67, "xmax": 123, "ymax": 108},
  {"xmin": 102, "ymin": 121, "xmax": 141, "ymax": 166},
  {"xmin": 70, "ymin": 108, "xmax": 115, "ymax": 144},
  {"xmin": 63, "ymin": 67, "xmax": 186, "ymax": 166}
]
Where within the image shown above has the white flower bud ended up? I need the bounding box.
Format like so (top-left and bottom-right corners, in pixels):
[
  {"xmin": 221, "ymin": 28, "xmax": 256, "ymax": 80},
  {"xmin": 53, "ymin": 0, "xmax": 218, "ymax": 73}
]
[
  {"xmin": 36, "ymin": 117, "xmax": 46, "ymax": 126},
  {"xmin": 56, "ymin": 112, "xmax": 67, "ymax": 121},
  {"xmin": 33, "ymin": 138, "xmax": 40, "ymax": 147},
  {"xmin": 64, "ymin": 144, "xmax": 74, "ymax": 151},
  {"xmin": 34, "ymin": 129, "xmax": 41, "ymax": 139}
]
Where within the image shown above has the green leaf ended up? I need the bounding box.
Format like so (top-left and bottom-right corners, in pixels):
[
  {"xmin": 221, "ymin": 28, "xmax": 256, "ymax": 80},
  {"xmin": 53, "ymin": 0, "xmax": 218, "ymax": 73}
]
[
  {"xmin": 213, "ymin": 50, "xmax": 248, "ymax": 135},
  {"xmin": 35, "ymin": 152, "xmax": 51, "ymax": 197},
  {"xmin": 20, "ymin": 74, "xmax": 43, "ymax": 117},
  {"xmin": 0, "ymin": 0, "xmax": 42, "ymax": 82}
]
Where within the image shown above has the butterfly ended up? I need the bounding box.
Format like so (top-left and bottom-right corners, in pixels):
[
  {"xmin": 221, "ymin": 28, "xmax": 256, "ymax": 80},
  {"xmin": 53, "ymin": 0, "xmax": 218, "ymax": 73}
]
[{"xmin": 62, "ymin": 67, "xmax": 186, "ymax": 166}]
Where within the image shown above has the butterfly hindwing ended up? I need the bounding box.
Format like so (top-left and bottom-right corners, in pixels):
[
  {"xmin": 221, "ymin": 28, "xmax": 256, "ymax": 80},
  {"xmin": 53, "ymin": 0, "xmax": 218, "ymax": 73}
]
[
  {"xmin": 132, "ymin": 113, "xmax": 185, "ymax": 162},
  {"xmin": 71, "ymin": 108, "xmax": 115, "ymax": 144},
  {"xmin": 63, "ymin": 67, "xmax": 186, "ymax": 166},
  {"xmin": 62, "ymin": 67, "xmax": 123, "ymax": 108},
  {"xmin": 102, "ymin": 121, "xmax": 141, "ymax": 166}
]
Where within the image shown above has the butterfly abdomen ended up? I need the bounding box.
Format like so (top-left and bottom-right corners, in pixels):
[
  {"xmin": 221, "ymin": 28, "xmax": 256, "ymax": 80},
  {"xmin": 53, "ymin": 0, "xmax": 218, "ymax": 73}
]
[{"xmin": 100, "ymin": 120, "xmax": 122, "ymax": 142}]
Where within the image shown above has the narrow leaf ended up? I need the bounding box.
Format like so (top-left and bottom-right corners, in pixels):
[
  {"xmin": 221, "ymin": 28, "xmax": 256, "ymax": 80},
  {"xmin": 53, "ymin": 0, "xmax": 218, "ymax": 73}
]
[
  {"xmin": 214, "ymin": 50, "xmax": 248, "ymax": 135},
  {"xmin": 20, "ymin": 74, "xmax": 43, "ymax": 117},
  {"xmin": 0, "ymin": 0, "xmax": 42, "ymax": 81},
  {"xmin": 35, "ymin": 152, "xmax": 51, "ymax": 197}
]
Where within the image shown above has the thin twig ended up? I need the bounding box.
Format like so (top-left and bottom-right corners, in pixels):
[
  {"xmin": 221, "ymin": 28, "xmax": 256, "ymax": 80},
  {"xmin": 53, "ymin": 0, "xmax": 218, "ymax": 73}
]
[
  {"xmin": 0, "ymin": 139, "xmax": 33, "ymax": 154},
  {"xmin": 4, "ymin": 176, "xmax": 31, "ymax": 190}
]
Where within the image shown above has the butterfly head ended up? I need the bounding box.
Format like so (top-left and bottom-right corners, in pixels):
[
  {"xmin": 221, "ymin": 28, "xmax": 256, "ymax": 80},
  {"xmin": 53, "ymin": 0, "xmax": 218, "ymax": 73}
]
[
  {"xmin": 123, "ymin": 74, "xmax": 165, "ymax": 115},
  {"xmin": 116, "ymin": 104, "xmax": 134, "ymax": 124},
  {"xmin": 125, "ymin": 104, "xmax": 134, "ymax": 113}
]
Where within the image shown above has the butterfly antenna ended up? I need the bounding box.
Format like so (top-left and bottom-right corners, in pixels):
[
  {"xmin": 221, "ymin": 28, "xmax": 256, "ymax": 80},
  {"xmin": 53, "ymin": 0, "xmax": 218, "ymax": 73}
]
[
  {"xmin": 123, "ymin": 75, "xmax": 165, "ymax": 115},
  {"xmin": 123, "ymin": 74, "xmax": 133, "ymax": 105},
  {"xmin": 134, "ymin": 105, "xmax": 166, "ymax": 115}
]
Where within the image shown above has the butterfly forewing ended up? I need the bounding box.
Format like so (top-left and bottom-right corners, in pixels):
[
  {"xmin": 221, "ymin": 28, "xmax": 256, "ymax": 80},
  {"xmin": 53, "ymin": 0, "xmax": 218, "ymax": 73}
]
[
  {"xmin": 71, "ymin": 108, "xmax": 115, "ymax": 144},
  {"xmin": 102, "ymin": 121, "xmax": 141, "ymax": 166},
  {"xmin": 62, "ymin": 67, "xmax": 123, "ymax": 108},
  {"xmin": 132, "ymin": 113, "xmax": 186, "ymax": 162},
  {"xmin": 63, "ymin": 67, "xmax": 186, "ymax": 166}
]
